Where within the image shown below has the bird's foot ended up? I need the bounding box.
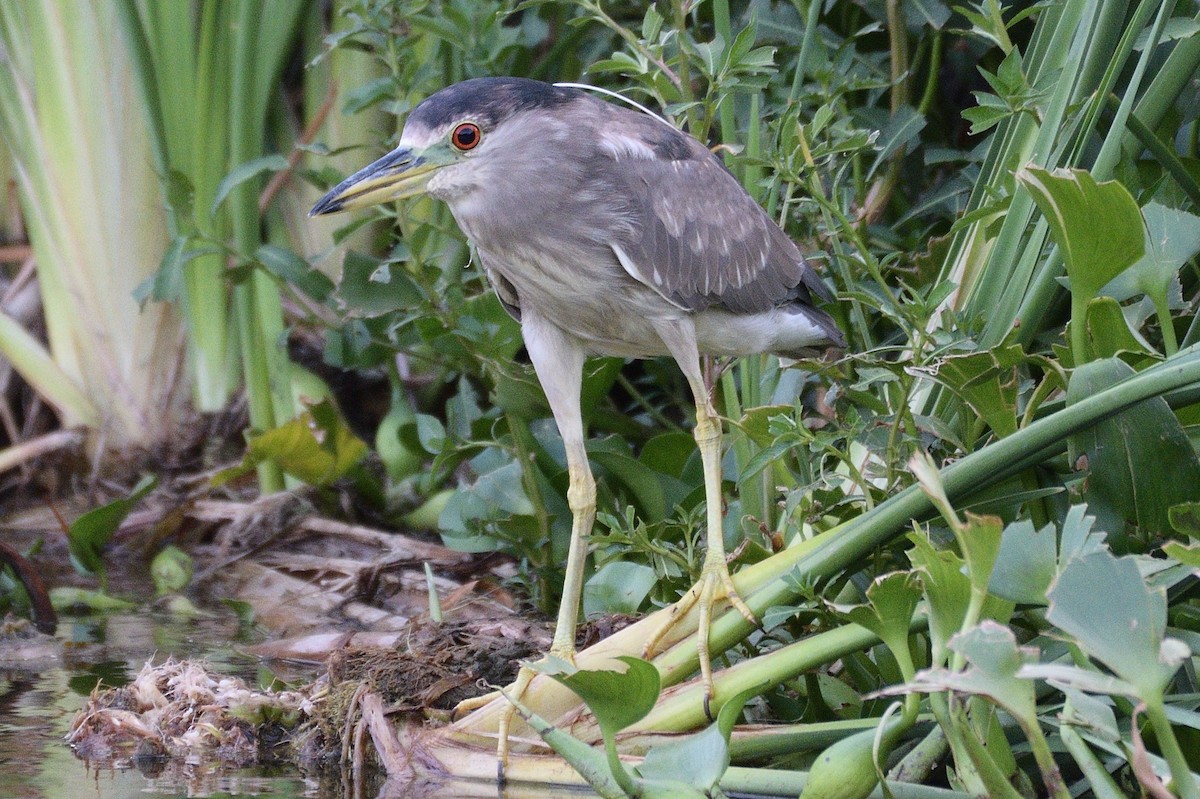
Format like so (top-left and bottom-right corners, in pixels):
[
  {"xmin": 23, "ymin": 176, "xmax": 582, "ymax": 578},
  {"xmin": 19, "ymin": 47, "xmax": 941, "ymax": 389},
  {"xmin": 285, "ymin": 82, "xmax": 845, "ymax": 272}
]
[
  {"xmin": 450, "ymin": 648, "xmax": 577, "ymax": 786},
  {"xmin": 642, "ymin": 555, "xmax": 757, "ymax": 716}
]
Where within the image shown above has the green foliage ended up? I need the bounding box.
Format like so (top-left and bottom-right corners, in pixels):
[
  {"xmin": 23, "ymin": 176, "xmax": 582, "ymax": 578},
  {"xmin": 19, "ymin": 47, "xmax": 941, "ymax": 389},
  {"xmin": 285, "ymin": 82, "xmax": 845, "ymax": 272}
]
[
  {"xmin": 131, "ymin": 1, "xmax": 1200, "ymax": 795},
  {"xmin": 67, "ymin": 475, "xmax": 157, "ymax": 588}
]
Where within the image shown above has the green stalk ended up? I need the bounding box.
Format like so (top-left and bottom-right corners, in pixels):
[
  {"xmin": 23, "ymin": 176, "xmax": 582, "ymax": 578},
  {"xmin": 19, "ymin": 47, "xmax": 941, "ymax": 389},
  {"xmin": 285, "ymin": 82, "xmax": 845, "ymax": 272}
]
[
  {"xmin": 1143, "ymin": 695, "xmax": 1200, "ymax": 799},
  {"xmin": 1057, "ymin": 724, "xmax": 1128, "ymax": 799},
  {"xmin": 787, "ymin": 0, "xmax": 822, "ymax": 106}
]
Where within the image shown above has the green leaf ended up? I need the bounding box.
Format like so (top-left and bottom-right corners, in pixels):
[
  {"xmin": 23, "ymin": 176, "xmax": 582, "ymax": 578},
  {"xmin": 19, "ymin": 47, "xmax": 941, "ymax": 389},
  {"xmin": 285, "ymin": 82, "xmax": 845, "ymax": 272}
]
[
  {"xmin": 831, "ymin": 571, "xmax": 922, "ymax": 657},
  {"xmin": 637, "ymin": 683, "xmax": 761, "ymax": 792},
  {"xmin": 923, "ymin": 344, "xmax": 1039, "ymax": 437},
  {"xmin": 1046, "ymin": 549, "xmax": 1187, "ymax": 696},
  {"xmin": 590, "ymin": 449, "xmax": 666, "ymax": 520},
  {"xmin": 584, "ymin": 560, "xmax": 657, "ymax": 617},
  {"xmin": 503, "ymin": 682, "xmax": 628, "ymax": 799},
  {"xmin": 956, "ymin": 513, "xmax": 1004, "ymax": 597},
  {"xmin": 988, "ymin": 518, "xmax": 1057, "ymax": 605},
  {"xmin": 68, "ymin": 475, "xmax": 157, "ymax": 583},
  {"xmin": 49, "ymin": 587, "xmax": 136, "ymax": 612},
  {"xmin": 1083, "ymin": 297, "xmax": 1153, "ymax": 360},
  {"xmin": 218, "ymin": 399, "xmax": 367, "ymax": 487},
  {"xmin": 538, "ymin": 656, "xmax": 661, "ymax": 740},
  {"xmin": 1017, "ymin": 166, "xmax": 1144, "ymax": 302},
  {"xmin": 255, "ymin": 244, "xmax": 335, "ymax": 302},
  {"xmin": 1067, "ymin": 358, "xmax": 1200, "ymax": 535},
  {"xmin": 210, "ymin": 154, "xmax": 289, "ymax": 217},
  {"xmin": 150, "ymin": 545, "xmax": 193, "ymax": 595},
  {"xmin": 336, "ymin": 250, "xmax": 423, "ymax": 316},
  {"xmin": 1168, "ymin": 501, "xmax": 1200, "ymax": 539},
  {"xmin": 907, "ymin": 533, "xmax": 972, "ymax": 665},
  {"xmin": 1103, "ymin": 202, "xmax": 1200, "ymax": 306}
]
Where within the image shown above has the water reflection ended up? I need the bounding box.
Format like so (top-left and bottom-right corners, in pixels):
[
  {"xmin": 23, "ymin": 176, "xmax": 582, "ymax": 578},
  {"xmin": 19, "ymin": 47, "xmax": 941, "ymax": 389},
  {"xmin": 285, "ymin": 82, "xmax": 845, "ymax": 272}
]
[{"xmin": 0, "ymin": 607, "xmax": 324, "ymax": 799}]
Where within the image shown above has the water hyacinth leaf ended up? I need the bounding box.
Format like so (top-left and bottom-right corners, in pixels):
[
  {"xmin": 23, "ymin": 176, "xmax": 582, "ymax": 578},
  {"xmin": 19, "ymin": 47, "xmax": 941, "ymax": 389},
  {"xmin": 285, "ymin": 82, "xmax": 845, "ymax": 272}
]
[
  {"xmin": 989, "ymin": 518, "xmax": 1057, "ymax": 605},
  {"xmin": 907, "ymin": 534, "xmax": 972, "ymax": 663},
  {"xmin": 150, "ymin": 545, "xmax": 194, "ymax": 595},
  {"xmin": 955, "ymin": 513, "xmax": 1004, "ymax": 595},
  {"xmin": 832, "ymin": 572, "xmax": 922, "ymax": 656},
  {"xmin": 1169, "ymin": 501, "xmax": 1200, "ymax": 539},
  {"xmin": 504, "ymin": 685, "xmax": 626, "ymax": 799},
  {"xmin": 1017, "ymin": 167, "xmax": 1144, "ymax": 302},
  {"xmin": 920, "ymin": 344, "xmax": 1032, "ymax": 438},
  {"xmin": 584, "ymin": 560, "xmax": 657, "ymax": 617},
  {"xmin": 68, "ymin": 474, "xmax": 157, "ymax": 582},
  {"xmin": 1163, "ymin": 541, "xmax": 1200, "ymax": 569},
  {"xmin": 537, "ymin": 656, "xmax": 661, "ymax": 739},
  {"xmin": 1046, "ymin": 549, "xmax": 1186, "ymax": 696},
  {"xmin": 1103, "ymin": 202, "xmax": 1200, "ymax": 309},
  {"xmin": 1067, "ymin": 358, "xmax": 1200, "ymax": 536},
  {"xmin": 1084, "ymin": 297, "xmax": 1154, "ymax": 360},
  {"xmin": 248, "ymin": 399, "xmax": 367, "ymax": 486},
  {"xmin": 637, "ymin": 684, "xmax": 759, "ymax": 792}
]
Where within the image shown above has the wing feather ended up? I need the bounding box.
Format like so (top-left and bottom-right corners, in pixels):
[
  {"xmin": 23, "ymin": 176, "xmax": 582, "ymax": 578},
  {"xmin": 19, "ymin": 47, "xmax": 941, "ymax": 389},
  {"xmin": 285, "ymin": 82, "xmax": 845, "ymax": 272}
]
[{"xmin": 603, "ymin": 127, "xmax": 831, "ymax": 316}]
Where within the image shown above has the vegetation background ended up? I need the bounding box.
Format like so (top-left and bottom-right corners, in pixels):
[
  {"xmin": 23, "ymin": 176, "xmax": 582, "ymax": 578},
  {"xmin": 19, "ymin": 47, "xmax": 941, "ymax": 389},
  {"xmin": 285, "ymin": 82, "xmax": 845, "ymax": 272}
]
[{"xmin": 3, "ymin": 0, "xmax": 1200, "ymax": 796}]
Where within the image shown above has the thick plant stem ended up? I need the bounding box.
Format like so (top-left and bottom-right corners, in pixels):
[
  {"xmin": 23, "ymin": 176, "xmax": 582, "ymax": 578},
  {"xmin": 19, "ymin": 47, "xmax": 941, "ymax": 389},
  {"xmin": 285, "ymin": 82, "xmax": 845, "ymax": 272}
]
[{"xmin": 453, "ymin": 350, "xmax": 1200, "ymax": 743}]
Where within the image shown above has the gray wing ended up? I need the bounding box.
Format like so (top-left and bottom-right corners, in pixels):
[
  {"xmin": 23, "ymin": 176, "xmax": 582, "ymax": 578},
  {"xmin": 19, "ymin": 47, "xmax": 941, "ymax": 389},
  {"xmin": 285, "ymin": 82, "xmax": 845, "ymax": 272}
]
[{"xmin": 602, "ymin": 123, "xmax": 833, "ymax": 317}]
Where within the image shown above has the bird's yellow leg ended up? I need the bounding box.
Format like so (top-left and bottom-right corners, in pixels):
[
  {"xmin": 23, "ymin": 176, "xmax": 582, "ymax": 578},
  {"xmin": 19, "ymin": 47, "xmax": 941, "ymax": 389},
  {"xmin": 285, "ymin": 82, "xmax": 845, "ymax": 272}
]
[
  {"xmin": 491, "ymin": 461, "xmax": 595, "ymax": 770},
  {"xmin": 642, "ymin": 401, "xmax": 756, "ymax": 702},
  {"xmin": 473, "ymin": 313, "xmax": 595, "ymax": 779}
]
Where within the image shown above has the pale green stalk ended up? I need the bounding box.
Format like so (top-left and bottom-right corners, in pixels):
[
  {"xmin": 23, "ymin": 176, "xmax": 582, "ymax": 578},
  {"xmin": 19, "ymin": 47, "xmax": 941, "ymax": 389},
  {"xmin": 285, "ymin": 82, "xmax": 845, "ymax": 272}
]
[{"xmin": 0, "ymin": 1, "xmax": 183, "ymax": 446}]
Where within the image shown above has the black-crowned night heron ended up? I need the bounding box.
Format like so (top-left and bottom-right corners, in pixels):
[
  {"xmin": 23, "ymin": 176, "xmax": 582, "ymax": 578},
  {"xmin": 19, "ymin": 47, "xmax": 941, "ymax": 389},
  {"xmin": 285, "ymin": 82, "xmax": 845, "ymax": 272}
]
[{"xmin": 312, "ymin": 76, "xmax": 843, "ymax": 747}]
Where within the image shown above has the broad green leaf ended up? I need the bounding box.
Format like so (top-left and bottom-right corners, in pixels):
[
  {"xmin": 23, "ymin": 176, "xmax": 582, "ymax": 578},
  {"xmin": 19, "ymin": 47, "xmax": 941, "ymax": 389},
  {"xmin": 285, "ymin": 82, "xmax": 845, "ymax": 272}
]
[
  {"xmin": 503, "ymin": 683, "xmax": 626, "ymax": 799},
  {"xmin": 955, "ymin": 512, "xmax": 1004, "ymax": 596},
  {"xmin": 1059, "ymin": 504, "xmax": 1104, "ymax": 560},
  {"xmin": 1163, "ymin": 541, "xmax": 1200, "ymax": 568},
  {"xmin": 921, "ymin": 344, "xmax": 1035, "ymax": 437},
  {"xmin": 68, "ymin": 475, "xmax": 157, "ymax": 582},
  {"xmin": 831, "ymin": 572, "xmax": 922, "ymax": 657},
  {"xmin": 1017, "ymin": 166, "xmax": 1144, "ymax": 302},
  {"xmin": 538, "ymin": 656, "xmax": 661, "ymax": 740},
  {"xmin": 1168, "ymin": 501, "xmax": 1200, "ymax": 539},
  {"xmin": 584, "ymin": 560, "xmax": 657, "ymax": 617},
  {"xmin": 255, "ymin": 244, "xmax": 335, "ymax": 302},
  {"xmin": 217, "ymin": 400, "xmax": 367, "ymax": 487},
  {"xmin": 637, "ymin": 684, "xmax": 761, "ymax": 791},
  {"xmin": 1046, "ymin": 549, "xmax": 1187, "ymax": 696},
  {"xmin": 1067, "ymin": 358, "xmax": 1200, "ymax": 536},
  {"xmin": 336, "ymin": 250, "xmax": 423, "ymax": 316},
  {"xmin": 590, "ymin": 450, "xmax": 666, "ymax": 520},
  {"xmin": 1083, "ymin": 297, "xmax": 1153, "ymax": 360},
  {"xmin": 1102, "ymin": 202, "xmax": 1200, "ymax": 309},
  {"xmin": 988, "ymin": 519, "xmax": 1057, "ymax": 604},
  {"xmin": 907, "ymin": 534, "xmax": 972, "ymax": 665},
  {"xmin": 947, "ymin": 622, "xmax": 1039, "ymax": 729}
]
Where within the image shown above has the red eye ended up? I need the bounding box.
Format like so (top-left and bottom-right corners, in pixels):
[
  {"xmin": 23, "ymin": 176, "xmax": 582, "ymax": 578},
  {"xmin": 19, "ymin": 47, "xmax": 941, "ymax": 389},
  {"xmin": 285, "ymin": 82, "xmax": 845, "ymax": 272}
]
[{"xmin": 451, "ymin": 122, "xmax": 481, "ymax": 151}]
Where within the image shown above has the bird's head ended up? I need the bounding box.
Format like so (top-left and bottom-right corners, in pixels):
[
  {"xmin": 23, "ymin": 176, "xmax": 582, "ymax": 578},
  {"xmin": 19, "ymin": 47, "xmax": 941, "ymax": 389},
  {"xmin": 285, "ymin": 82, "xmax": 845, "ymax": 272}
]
[{"xmin": 309, "ymin": 77, "xmax": 578, "ymax": 216}]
